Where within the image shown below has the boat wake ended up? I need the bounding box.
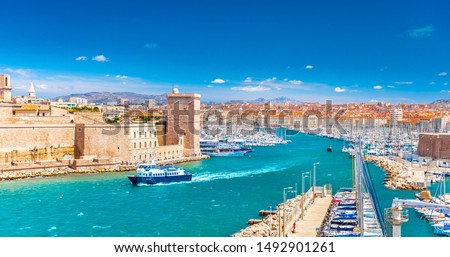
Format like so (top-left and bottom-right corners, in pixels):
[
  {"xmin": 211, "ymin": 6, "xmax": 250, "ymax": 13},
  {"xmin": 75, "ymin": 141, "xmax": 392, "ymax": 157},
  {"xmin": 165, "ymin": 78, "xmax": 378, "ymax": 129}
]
[
  {"xmin": 133, "ymin": 165, "xmax": 289, "ymax": 186},
  {"xmin": 192, "ymin": 165, "xmax": 283, "ymax": 183},
  {"xmin": 92, "ymin": 225, "xmax": 112, "ymax": 229}
]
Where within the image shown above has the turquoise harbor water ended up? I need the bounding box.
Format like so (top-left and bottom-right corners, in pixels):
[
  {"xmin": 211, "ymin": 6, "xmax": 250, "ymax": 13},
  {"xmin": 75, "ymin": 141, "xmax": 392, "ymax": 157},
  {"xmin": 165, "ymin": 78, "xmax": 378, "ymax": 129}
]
[{"xmin": 0, "ymin": 132, "xmax": 447, "ymax": 237}]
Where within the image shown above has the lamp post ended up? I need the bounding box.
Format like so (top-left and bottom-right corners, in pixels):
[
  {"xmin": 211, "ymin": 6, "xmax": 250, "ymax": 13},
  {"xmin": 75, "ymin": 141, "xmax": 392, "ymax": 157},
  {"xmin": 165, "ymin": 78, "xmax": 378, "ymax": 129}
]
[
  {"xmin": 269, "ymin": 206, "xmax": 273, "ymax": 237},
  {"xmin": 283, "ymin": 186, "xmax": 293, "ymax": 237},
  {"xmin": 313, "ymin": 162, "xmax": 320, "ymax": 192},
  {"xmin": 302, "ymin": 172, "xmax": 310, "ymax": 220},
  {"xmin": 309, "ymin": 170, "xmax": 312, "ymax": 191}
]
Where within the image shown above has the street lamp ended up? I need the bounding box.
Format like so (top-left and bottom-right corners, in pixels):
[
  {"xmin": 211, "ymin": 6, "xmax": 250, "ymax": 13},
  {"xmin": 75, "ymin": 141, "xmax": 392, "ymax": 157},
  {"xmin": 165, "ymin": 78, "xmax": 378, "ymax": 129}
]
[
  {"xmin": 313, "ymin": 162, "xmax": 320, "ymax": 192},
  {"xmin": 269, "ymin": 206, "xmax": 273, "ymax": 236},
  {"xmin": 302, "ymin": 172, "xmax": 310, "ymax": 220},
  {"xmin": 283, "ymin": 186, "xmax": 294, "ymax": 237}
]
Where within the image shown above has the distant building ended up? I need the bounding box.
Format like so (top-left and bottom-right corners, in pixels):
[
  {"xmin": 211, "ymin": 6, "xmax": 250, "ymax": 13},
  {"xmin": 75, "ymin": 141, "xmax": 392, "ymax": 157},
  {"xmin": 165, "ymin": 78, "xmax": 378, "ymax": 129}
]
[
  {"xmin": 69, "ymin": 97, "xmax": 88, "ymax": 106},
  {"xmin": 119, "ymin": 98, "xmax": 129, "ymax": 106},
  {"xmin": 0, "ymin": 74, "xmax": 12, "ymax": 102},
  {"xmin": 50, "ymin": 99, "xmax": 76, "ymax": 108},
  {"xmin": 12, "ymin": 105, "xmax": 51, "ymax": 117},
  {"xmin": 431, "ymin": 116, "xmax": 450, "ymax": 133},
  {"xmin": 147, "ymin": 99, "xmax": 156, "ymax": 108},
  {"xmin": 390, "ymin": 107, "xmax": 403, "ymax": 124},
  {"xmin": 12, "ymin": 82, "xmax": 46, "ymax": 104}
]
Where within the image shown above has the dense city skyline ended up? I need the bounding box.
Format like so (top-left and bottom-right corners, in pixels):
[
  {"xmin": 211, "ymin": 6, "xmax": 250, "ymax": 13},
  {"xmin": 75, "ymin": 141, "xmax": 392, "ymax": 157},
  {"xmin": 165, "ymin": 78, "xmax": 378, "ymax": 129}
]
[{"xmin": 1, "ymin": 0, "xmax": 449, "ymax": 103}]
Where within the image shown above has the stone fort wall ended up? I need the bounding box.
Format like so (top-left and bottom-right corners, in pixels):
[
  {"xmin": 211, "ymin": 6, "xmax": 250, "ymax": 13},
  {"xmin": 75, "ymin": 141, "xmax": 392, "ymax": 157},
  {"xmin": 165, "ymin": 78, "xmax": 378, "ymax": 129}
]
[
  {"xmin": 418, "ymin": 133, "xmax": 450, "ymax": 159},
  {"xmin": 0, "ymin": 124, "xmax": 75, "ymax": 163},
  {"xmin": 74, "ymin": 124, "xmax": 130, "ymax": 162}
]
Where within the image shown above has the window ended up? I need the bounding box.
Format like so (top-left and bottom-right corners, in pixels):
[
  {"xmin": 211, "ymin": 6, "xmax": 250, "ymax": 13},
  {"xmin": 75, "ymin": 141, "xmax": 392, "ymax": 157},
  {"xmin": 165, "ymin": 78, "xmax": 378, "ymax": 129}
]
[
  {"xmin": 139, "ymin": 142, "xmax": 141, "ymax": 148},
  {"xmin": 145, "ymin": 142, "xmax": 147, "ymax": 148},
  {"xmin": 134, "ymin": 132, "xmax": 136, "ymax": 138},
  {"xmin": 5, "ymin": 77, "xmax": 8, "ymax": 87},
  {"xmin": 134, "ymin": 142, "xmax": 136, "ymax": 149}
]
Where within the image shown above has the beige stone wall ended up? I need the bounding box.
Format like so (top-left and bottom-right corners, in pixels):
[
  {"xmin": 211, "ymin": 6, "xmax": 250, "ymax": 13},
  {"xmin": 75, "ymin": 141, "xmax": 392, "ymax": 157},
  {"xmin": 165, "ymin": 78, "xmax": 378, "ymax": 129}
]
[
  {"xmin": 1, "ymin": 116, "xmax": 73, "ymax": 124},
  {"xmin": 0, "ymin": 146, "xmax": 74, "ymax": 163},
  {"xmin": 418, "ymin": 133, "xmax": 450, "ymax": 159},
  {"xmin": 0, "ymin": 124, "xmax": 75, "ymax": 162},
  {"xmin": 51, "ymin": 106, "xmax": 71, "ymax": 117},
  {"xmin": 0, "ymin": 104, "xmax": 12, "ymax": 120},
  {"xmin": 74, "ymin": 124, "xmax": 130, "ymax": 162},
  {"xmin": 156, "ymin": 144, "xmax": 184, "ymax": 162}
]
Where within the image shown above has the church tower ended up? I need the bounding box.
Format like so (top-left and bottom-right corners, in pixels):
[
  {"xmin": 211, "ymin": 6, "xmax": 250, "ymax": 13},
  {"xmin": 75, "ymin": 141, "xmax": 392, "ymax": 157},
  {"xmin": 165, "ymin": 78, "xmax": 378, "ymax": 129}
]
[
  {"xmin": 0, "ymin": 74, "xmax": 12, "ymax": 102},
  {"xmin": 28, "ymin": 82, "xmax": 36, "ymax": 98}
]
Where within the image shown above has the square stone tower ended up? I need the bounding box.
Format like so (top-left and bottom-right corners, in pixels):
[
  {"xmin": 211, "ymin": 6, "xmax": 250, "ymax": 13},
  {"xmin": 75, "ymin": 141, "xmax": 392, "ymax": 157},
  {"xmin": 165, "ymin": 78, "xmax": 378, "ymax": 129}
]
[
  {"xmin": 166, "ymin": 88, "xmax": 201, "ymax": 157},
  {"xmin": 0, "ymin": 74, "xmax": 12, "ymax": 103}
]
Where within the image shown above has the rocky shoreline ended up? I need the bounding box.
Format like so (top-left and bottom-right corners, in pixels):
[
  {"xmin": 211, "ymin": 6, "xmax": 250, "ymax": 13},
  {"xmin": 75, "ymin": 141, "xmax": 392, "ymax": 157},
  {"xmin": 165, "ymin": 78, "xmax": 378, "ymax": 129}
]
[
  {"xmin": 233, "ymin": 195, "xmax": 307, "ymax": 237},
  {"xmin": 0, "ymin": 155, "xmax": 209, "ymax": 181},
  {"xmin": 0, "ymin": 165, "xmax": 133, "ymax": 181},
  {"xmin": 365, "ymin": 155, "xmax": 426, "ymax": 190}
]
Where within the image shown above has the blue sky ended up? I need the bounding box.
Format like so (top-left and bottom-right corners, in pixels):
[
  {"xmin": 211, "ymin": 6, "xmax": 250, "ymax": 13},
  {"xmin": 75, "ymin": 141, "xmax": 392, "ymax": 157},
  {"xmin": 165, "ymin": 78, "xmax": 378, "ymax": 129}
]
[{"xmin": 0, "ymin": 0, "xmax": 449, "ymax": 103}]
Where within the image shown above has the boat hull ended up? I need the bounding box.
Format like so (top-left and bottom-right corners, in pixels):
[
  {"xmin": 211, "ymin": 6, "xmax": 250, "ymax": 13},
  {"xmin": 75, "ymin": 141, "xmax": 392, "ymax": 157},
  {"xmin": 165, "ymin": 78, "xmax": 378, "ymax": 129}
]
[
  {"xmin": 128, "ymin": 174, "xmax": 192, "ymax": 185},
  {"xmin": 208, "ymin": 152, "xmax": 245, "ymax": 157}
]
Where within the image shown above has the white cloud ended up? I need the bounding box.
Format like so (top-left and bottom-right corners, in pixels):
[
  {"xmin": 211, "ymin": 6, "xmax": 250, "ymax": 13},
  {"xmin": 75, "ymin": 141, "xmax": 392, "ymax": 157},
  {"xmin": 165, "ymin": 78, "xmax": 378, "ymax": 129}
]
[
  {"xmin": 387, "ymin": 85, "xmax": 395, "ymax": 88},
  {"xmin": 289, "ymin": 80, "xmax": 303, "ymax": 85},
  {"xmin": 334, "ymin": 87, "xmax": 347, "ymax": 93},
  {"xmin": 211, "ymin": 78, "xmax": 225, "ymax": 84},
  {"xmin": 75, "ymin": 56, "xmax": 87, "ymax": 61},
  {"xmin": 429, "ymin": 81, "xmax": 436, "ymax": 85},
  {"xmin": 207, "ymin": 85, "xmax": 213, "ymax": 88},
  {"xmin": 144, "ymin": 43, "xmax": 158, "ymax": 49},
  {"xmin": 36, "ymin": 84, "xmax": 48, "ymax": 89},
  {"xmin": 394, "ymin": 81, "xmax": 413, "ymax": 85},
  {"xmin": 444, "ymin": 83, "xmax": 449, "ymax": 86},
  {"xmin": 408, "ymin": 25, "xmax": 434, "ymax": 38},
  {"xmin": 115, "ymin": 75, "xmax": 128, "ymax": 79},
  {"xmin": 370, "ymin": 99, "xmax": 379, "ymax": 103},
  {"xmin": 244, "ymin": 77, "xmax": 252, "ymax": 83},
  {"xmin": 305, "ymin": 65, "xmax": 314, "ymax": 69},
  {"xmin": 4, "ymin": 68, "xmax": 30, "ymax": 77},
  {"xmin": 373, "ymin": 85, "xmax": 383, "ymax": 90},
  {"xmin": 440, "ymin": 90, "xmax": 450, "ymax": 93},
  {"xmin": 105, "ymin": 74, "xmax": 111, "ymax": 77},
  {"xmin": 231, "ymin": 85, "xmax": 271, "ymax": 92},
  {"xmin": 260, "ymin": 77, "xmax": 277, "ymax": 84},
  {"xmin": 92, "ymin": 55, "xmax": 108, "ymax": 62},
  {"xmin": 438, "ymin": 72, "xmax": 448, "ymax": 76}
]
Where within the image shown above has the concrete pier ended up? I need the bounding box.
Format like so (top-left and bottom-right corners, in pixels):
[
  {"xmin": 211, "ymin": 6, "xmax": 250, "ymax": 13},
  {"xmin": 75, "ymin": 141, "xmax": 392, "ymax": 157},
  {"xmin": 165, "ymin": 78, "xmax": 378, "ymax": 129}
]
[
  {"xmin": 233, "ymin": 185, "xmax": 332, "ymax": 237},
  {"xmin": 290, "ymin": 196, "xmax": 332, "ymax": 237}
]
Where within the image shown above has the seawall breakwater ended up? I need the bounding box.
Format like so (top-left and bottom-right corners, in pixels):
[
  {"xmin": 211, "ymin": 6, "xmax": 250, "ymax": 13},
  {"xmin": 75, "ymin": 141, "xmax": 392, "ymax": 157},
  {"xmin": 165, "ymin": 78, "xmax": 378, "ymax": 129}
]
[
  {"xmin": 0, "ymin": 155, "xmax": 209, "ymax": 181},
  {"xmin": 365, "ymin": 156, "xmax": 426, "ymax": 190},
  {"xmin": 233, "ymin": 188, "xmax": 316, "ymax": 237}
]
